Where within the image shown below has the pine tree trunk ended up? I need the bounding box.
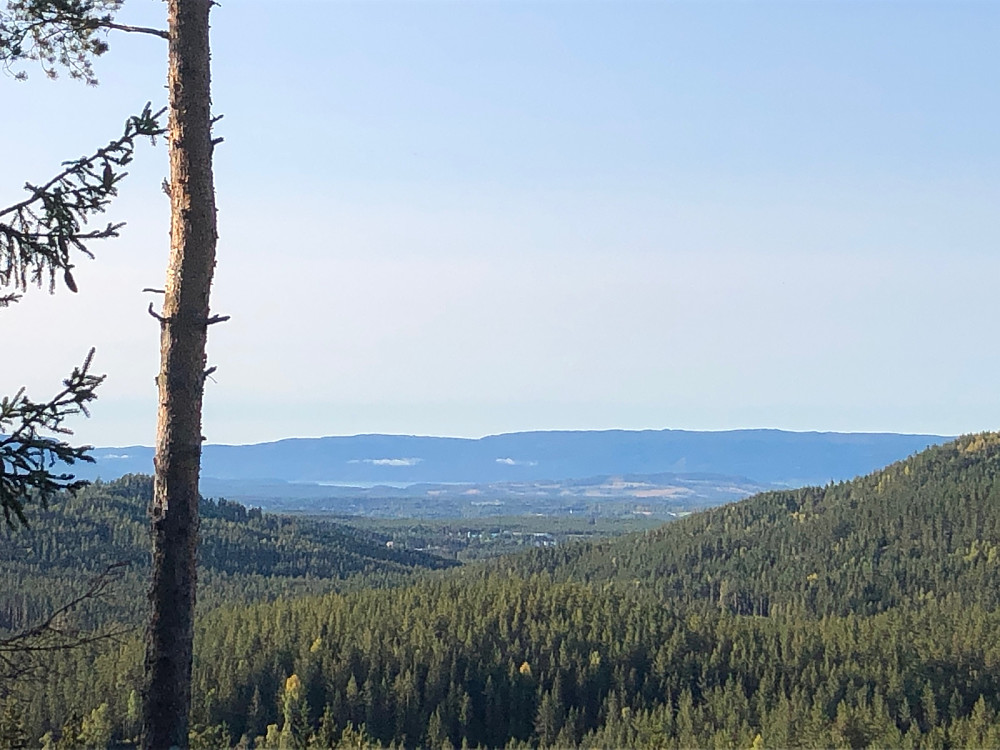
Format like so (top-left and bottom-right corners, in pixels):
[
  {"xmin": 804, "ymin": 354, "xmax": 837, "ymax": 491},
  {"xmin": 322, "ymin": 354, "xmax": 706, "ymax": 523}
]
[{"xmin": 142, "ymin": 0, "xmax": 218, "ymax": 746}]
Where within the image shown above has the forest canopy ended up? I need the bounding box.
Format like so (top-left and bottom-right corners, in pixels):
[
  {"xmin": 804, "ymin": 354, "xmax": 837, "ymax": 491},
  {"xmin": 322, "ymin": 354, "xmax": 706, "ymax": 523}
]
[{"xmin": 5, "ymin": 435, "xmax": 1000, "ymax": 747}]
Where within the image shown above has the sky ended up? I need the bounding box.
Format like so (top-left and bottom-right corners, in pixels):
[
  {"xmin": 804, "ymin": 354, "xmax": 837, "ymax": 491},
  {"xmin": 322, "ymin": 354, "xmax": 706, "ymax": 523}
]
[{"xmin": 2, "ymin": 1, "xmax": 999, "ymax": 447}]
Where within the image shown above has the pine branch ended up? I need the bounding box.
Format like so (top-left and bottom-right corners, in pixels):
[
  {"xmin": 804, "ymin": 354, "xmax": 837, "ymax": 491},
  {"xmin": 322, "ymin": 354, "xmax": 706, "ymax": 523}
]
[
  {"xmin": 99, "ymin": 20, "xmax": 167, "ymax": 40},
  {"xmin": 0, "ymin": 0, "xmax": 124, "ymax": 83},
  {"xmin": 0, "ymin": 348, "xmax": 105, "ymax": 528},
  {"xmin": 0, "ymin": 102, "xmax": 165, "ymax": 298}
]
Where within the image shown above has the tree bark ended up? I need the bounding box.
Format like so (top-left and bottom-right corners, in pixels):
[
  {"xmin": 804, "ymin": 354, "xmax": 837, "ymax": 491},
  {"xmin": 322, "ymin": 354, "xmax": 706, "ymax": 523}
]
[{"xmin": 142, "ymin": 0, "xmax": 218, "ymax": 747}]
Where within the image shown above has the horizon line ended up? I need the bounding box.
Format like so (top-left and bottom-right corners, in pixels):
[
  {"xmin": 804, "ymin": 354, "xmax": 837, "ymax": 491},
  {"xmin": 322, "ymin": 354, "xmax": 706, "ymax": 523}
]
[{"xmin": 90, "ymin": 426, "xmax": 959, "ymax": 450}]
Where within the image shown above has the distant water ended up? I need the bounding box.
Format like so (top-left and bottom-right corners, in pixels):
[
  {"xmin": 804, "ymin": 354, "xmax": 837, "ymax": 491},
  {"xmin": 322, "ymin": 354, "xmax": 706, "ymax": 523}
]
[
  {"xmin": 307, "ymin": 480, "xmax": 416, "ymax": 489},
  {"xmin": 304, "ymin": 480, "xmax": 474, "ymax": 489}
]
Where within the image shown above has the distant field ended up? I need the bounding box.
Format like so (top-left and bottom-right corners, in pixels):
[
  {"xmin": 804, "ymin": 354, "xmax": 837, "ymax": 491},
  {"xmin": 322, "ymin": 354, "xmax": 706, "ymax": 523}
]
[
  {"xmin": 206, "ymin": 471, "xmax": 769, "ymax": 519},
  {"xmin": 294, "ymin": 514, "xmax": 664, "ymax": 561}
]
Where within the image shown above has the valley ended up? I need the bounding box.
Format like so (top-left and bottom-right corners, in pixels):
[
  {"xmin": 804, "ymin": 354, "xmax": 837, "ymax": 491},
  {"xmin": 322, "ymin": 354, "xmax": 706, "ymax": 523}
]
[
  {"xmin": 4, "ymin": 433, "xmax": 1000, "ymax": 747},
  {"xmin": 208, "ymin": 472, "xmax": 772, "ymax": 520},
  {"xmin": 0, "ymin": 2, "xmax": 988, "ymax": 747},
  {"xmin": 82, "ymin": 429, "xmax": 947, "ymax": 521}
]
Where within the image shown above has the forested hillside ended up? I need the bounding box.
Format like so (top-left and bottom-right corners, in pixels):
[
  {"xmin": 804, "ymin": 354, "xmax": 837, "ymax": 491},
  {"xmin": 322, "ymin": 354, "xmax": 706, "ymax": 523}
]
[
  {"xmin": 14, "ymin": 573, "xmax": 1000, "ymax": 748},
  {"xmin": 0, "ymin": 475, "xmax": 455, "ymax": 632},
  {"xmin": 512, "ymin": 432, "xmax": 1000, "ymax": 616},
  {"xmin": 7, "ymin": 435, "xmax": 1000, "ymax": 748}
]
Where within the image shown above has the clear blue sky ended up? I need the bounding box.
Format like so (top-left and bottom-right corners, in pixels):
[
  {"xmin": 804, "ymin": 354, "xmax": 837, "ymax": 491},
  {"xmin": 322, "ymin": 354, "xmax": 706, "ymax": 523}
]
[{"xmin": 2, "ymin": 1, "xmax": 998, "ymax": 446}]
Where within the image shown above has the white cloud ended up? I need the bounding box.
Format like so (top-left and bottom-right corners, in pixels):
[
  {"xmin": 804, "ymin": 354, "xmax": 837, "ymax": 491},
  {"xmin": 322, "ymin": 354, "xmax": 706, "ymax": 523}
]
[
  {"xmin": 496, "ymin": 457, "xmax": 537, "ymax": 466},
  {"xmin": 349, "ymin": 457, "xmax": 422, "ymax": 467}
]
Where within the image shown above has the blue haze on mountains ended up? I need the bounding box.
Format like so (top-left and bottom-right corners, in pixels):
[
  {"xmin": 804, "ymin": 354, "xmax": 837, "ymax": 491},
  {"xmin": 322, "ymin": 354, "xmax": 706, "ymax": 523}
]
[{"xmin": 83, "ymin": 429, "xmax": 947, "ymax": 489}]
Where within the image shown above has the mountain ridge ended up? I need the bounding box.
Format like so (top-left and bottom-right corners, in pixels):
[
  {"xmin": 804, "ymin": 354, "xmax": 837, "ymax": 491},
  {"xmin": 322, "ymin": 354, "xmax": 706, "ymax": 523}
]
[{"xmin": 80, "ymin": 428, "xmax": 949, "ymax": 488}]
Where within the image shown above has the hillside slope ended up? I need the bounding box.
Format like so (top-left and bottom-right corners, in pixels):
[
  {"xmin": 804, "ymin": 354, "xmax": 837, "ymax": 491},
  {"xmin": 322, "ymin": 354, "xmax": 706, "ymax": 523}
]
[
  {"xmin": 10, "ymin": 437, "xmax": 1000, "ymax": 748},
  {"xmin": 0, "ymin": 475, "xmax": 456, "ymax": 631},
  {"xmin": 514, "ymin": 432, "xmax": 1000, "ymax": 616}
]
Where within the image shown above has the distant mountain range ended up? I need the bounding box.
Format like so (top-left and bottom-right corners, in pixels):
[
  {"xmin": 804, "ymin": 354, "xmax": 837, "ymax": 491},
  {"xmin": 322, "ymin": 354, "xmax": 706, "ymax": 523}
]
[{"xmin": 81, "ymin": 429, "xmax": 948, "ymax": 491}]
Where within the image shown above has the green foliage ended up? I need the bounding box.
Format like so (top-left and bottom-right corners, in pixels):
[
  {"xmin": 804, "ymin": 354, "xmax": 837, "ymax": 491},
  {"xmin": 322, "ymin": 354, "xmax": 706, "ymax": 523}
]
[
  {"xmin": 0, "ymin": 349, "xmax": 102, "ymax": 528},
  {"xmin": 189, "ymin": 721, "xmax": 232, "ymax": 750},
  {"xmin": 77, "ymin": 702, "xmax": 111, "ymax": 749},
  {"xmin": 0, "ymin": 0, "xmax": 121, "ymax": 83},
  {"xmin": 8, "ymin": 436, "xmax": 1000, "ymax": 747},
  {"xmin": 0, "ymin": 699, "xmax": 29, "ymax": 749},
  {"xmin": 0, "ymin": 102, "xmax": 164, "ymax": 303},
  {"xmin": 278, "ymin": 675, "xmax": 308, "ymax": 750},
  {"xmin": 323, "ymin": 515, "xmax": 659, "ymax": 562},
  {"xmin": 15, "ymin": 570, "xmax": 1000, "ymax": 748},
  {"xmin": 0, "ymin": 475, "xmax": 457, "ymax": 633},
  {"xmin": 513, "ymin": 433, "xmax": 1000, "ymax": 617}
]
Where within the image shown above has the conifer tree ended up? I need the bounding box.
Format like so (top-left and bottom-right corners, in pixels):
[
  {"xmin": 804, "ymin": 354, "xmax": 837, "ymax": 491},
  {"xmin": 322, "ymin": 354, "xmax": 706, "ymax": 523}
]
[
  {"xmin": 1, "ymin": 3, "xmax": 223, "ymax": 746},
  {"xmin": 143, "ymin": 0, "xmax": 222, "ymax": 744},
  {"xmin": 0, "ymin": 698, "xmax": 28, "ymax": 750},
  {"xmin": 77, "ymin": 703, "xmax": 113, "ymax": 749},
  {"xmin": 279, "ymin": 675, "xmax": 309, "ymax": 750}
]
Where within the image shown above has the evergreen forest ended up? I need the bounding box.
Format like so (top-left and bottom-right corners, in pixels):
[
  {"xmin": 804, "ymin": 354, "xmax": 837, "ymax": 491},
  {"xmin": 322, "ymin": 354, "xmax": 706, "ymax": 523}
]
[{"xmin": 6, "ymin": 434, "xmax": 1000, "ymax": 748}]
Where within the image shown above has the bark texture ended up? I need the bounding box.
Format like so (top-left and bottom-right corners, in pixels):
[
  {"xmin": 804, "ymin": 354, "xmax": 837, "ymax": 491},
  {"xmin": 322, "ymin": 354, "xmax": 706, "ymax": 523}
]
[{"xmin": 142, "ymin": 0, "xmax": 218, "ymax": 747}]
